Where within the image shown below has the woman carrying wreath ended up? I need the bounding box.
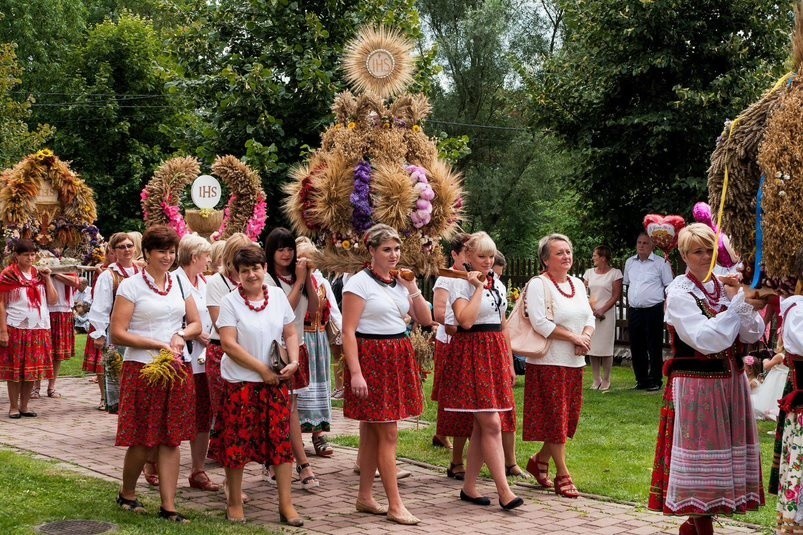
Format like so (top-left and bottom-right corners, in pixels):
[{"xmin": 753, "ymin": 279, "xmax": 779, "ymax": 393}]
[
  {"xmin": 111, "ymin": 225, "xmax": 201, "ymax": 523},
  {"xmin": 342, "ymin": 224, "xmax": 431, "ymax": 525},
  {"xmin": 438, "ymin": 231, "xmax": 523, "ymax": 511},
  {"xmin": 42, "ymin": 269, "xmax": 81, "ymax": 399},
  {"xmin": 648, "ymin": 223, "xmax": 764, "ymax": 535},
  {"xmin": 212, "ymin": 245, "xmax": 302, "ymax": 526},
  {"xmin": 0, "ymin": 239, "xmax": 57, "ymax": 419},
  {"xmin": 523, "ymin": 233, "xmax": 594, "ymax": 499}
]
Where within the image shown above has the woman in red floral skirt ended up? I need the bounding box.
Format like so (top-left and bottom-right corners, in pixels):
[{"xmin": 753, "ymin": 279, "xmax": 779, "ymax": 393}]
[
  {"xmin": 0, "ymin": 239, "xmax": 57, "ymax": 418},
  {"xmin": 110, "ymin": 225, "xmax": 201, "ymax": 523},
  {"xmin": 213, "ymin": 245, "xmax": 302, "ymax": 526},
  {"xmin": 439, "ymin": 231, "xmax": 523, "ymax": 511},
  {"xmin": 342, "ymin": 224, "xmax": 431, "ymax": 525},
  {"xmin": 44, "ymin": 270, "xmax": 80, "ymax": 398},
  {"xmin": 522, "ymin": 233, "xmax": 594, "ymax": 499}
]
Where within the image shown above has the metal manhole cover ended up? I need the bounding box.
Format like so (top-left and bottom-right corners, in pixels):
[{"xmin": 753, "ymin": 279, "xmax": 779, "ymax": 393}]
[{"xmin": 36, "ymin": 520, "xmax": 117, "ymax": 535}]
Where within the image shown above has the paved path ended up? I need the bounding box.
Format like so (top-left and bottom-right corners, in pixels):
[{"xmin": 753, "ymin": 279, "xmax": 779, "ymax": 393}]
[{"xmin": 0, "ymin": 377, "xmax": 763, "ymax": 534}]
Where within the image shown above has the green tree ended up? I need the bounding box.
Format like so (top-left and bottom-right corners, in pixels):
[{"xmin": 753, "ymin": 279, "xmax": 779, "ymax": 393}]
[
  {"xmin": 528, "ymin": 0, "xmax": 791, "ymax": 252},
  {"xmin": 50, "ymin": 13, "xmax": 190, "ymax": 232},
  {"xmin": 0, "ymin": 42, "xmax": 53, "ymax": 169},
  {"xmin": 172, "ymin": 0, "xmax": 437, "ymax": 227},
  {"xmin": 420, "ymin": 0, "xmax": 576, "ymax": 257}
]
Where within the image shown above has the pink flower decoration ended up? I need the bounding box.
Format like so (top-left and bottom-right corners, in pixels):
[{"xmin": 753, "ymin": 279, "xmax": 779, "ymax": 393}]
[
  {"xmin": 245, "ymin": 194, "xmax": 267, "ymax": 241},
  {"xmin": 161, "ymin": 202, "xmax": 189, "ymax": 238},
  {"xmin": 217, "ymin": 194, "xmax": 237, "ymax": 237},
  {"xmin": 406, "ymin": 165, "xmax": 434, "ymax": 228},
  {"xmin": 743, "ymin": 355, "xmax": 756, "ymax": 366}
]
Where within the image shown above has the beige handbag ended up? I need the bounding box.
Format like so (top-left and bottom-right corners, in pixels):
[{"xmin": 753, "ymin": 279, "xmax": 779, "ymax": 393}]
[{"xmin": 508, "ymin": 275, "xmax": 553, "ymax": 359}]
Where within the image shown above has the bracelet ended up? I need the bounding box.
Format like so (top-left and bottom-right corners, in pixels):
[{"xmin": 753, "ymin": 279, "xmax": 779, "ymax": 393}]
[{"xmin": 408, "ymin": 291, "xmax": 422, "ymax": 300}]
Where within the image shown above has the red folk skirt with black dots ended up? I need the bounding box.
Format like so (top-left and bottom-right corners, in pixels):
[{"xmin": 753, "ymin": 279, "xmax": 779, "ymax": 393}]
[
  {"xmin": 291, "ymin": 344, "xmax": 310, "ymax": 392},
  {"xmin": 0, "ymin": 326, "xmax": 53, "ymax": 382},
  {"xmin": 523, "ymin": 363, "xmax": 583, "ymax": 444},
  {"xmin": 81, "ymin": 327, "xmax": 104, "ymax": 374},
  {"xmin": 50, "ymin": 311, "xmax": 75, "ymax": 361},
  {"xmin": 115, "ymin": 360, "xmax": 195, "ymax": 448},
  {"xmin": 210, "ymin": 380, "xmax": 293, "ymax": 469},
  {"xmin": 438, "ymin": 326, "xmax": 514, "ymax": 413},
  {"xmin": 344, "ymin": 333, "xmax": 423, "ymax": 422}
]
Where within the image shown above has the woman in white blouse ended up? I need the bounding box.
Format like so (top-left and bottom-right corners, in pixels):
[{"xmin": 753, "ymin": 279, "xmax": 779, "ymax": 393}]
[
  {"xmin": 342, "ymin": 224, "xmax": 431, "ymax": 525},
  {"xmin": 523, "ymin": 233, "xmax": 594, "ymax": 498},
  {"xmin": 84, "ymin": 232, "xmax": 139, "ymax": 411},
  {"xmin": 174, "ymin": 234, "xmax": 218, "ymax": 492},
  {"xmin": 214, "ymin": 245, "xmax": 302, "ymax": 526},
  {"xmin": 111, "ymin": 225, "xmax": 201, "ymax": 523},
  {"xmin": 647, "ymin": 223, "xmax": 764, "ymax": 535}
]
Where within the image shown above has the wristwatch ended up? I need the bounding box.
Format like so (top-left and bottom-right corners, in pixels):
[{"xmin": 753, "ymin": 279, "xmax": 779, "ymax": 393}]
[{"xmin": 175, "ymin": 330, "xmax": 186, "ymax": 339}]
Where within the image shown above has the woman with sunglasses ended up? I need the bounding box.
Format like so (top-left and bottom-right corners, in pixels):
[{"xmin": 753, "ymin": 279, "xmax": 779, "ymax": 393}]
[{"xmin": 85, "ymin": 232, "xmax": 140, "ymax": 412}]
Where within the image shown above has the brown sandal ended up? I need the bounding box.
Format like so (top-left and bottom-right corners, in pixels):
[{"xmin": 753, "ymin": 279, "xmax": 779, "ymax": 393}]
[
  {"xmin": 47, "ymin": 389, "xmax": 61, "ymax": 398},
  {"xmin": 505, "ymin": 464, "xmax": 533, "ymax": 479},
  {"xmin": 188, "ymin": 470, "xmax": 220, "ymax": 491},
  {"xmin": 312, "ymin": 435, "xmax": 333, "ymax": 457}
]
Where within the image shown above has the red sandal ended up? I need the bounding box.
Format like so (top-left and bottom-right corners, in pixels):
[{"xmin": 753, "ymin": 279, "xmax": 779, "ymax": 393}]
[
  {"xmin": 554, "ymin": 474, "xmax": 579, "ymax": 498},
  {"xmin": 526, "ymin": 456, "xmax": 553, "ymax": 488}
]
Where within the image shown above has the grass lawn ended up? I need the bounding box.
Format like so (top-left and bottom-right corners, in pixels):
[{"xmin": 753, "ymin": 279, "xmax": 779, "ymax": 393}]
[
  {"xmin": 332, "ymin": 365, "xmax": 778, "ymax": 530},
  {"xmin": 58, "ymin": 333, "xmax": 87, "ymax": 378},
  {"xmin": 0, "ymin": 450, "xmax": 277, "ymax": 535}
]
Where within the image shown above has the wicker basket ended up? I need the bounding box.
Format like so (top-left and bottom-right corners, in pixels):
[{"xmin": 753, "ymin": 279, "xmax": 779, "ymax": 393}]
[{"xmin": 185, "ymin": 209, "xmax": 223, "ymax": 237}]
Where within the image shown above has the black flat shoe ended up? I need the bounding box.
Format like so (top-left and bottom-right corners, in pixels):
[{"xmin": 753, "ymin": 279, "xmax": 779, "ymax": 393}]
[
  {"xmin": 158, "ymin": 507, "xmax": 190, "ymax": 523},
  {"xmin": 500, "ymin": 496, "xmax": 524, "ymax": 510},
  {"xmin": 460, "ymin": 490, "xmax": 491, "ymax": 506},
  {"xmin": 116, "ymin": 493, "xmax": 146, "ymax": 513},
  {"xmin": 20, "ymin": 411, "xmax": 37, "ymax": 417}
]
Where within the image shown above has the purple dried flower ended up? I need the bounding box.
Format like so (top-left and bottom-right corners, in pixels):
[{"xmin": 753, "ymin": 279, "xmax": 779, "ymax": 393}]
[{"xmin": 351, "ymin": 160, "xmax": 374, "ymax": 233}]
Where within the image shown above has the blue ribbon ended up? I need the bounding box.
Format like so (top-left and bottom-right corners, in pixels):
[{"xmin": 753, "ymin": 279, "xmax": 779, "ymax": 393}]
[{"xmin": 751, "ymin": 174, "xmax": 765, "ymax": 289}]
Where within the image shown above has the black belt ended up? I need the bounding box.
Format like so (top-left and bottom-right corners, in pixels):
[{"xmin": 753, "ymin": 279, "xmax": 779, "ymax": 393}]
[
  {"xmin": 457, "ymin": 324, "xmax": 502, "ymax": 333},
  {"xmin": 356, "ymin": 332, "xmax": 407, "ymax": 340},
  {"xmin": 209, "ymin": 339, "xmax": 221, "ymax": 347}
]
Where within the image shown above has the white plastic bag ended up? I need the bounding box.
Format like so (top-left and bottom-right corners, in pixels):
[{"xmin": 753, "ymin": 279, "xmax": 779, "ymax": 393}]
[{"xmin": 752, "ymin": 364, "xmax": 789, "ymax": 421}]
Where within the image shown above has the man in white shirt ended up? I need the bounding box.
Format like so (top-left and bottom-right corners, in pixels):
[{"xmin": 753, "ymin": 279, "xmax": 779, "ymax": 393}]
[
  {"xmin": 623, "ymin": 233, "xmax": 673, "ymax": 391},
  {"xmin": 74, "ymin": 277, "xmax": 92, "ymax": 306}
]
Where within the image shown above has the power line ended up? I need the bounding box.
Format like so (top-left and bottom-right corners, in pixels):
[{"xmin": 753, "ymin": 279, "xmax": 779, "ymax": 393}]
[{"xmin": 428, "ymin": 119, "xmax": 529, "ymax": 132}]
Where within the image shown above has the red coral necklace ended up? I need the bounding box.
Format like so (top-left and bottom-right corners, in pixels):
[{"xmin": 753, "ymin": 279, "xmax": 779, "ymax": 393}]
[
  {"xmin": 276, "ymin": 273, "xmax": 295, "ymax": 286},
  {"xmin": 546, "ymin": 272, "xmax": 575, "ymax": 298},
  {"xmin": 686, "ymin": 272, "xmax": 721, "ymax": 304},
  {"xmin": 239, "ymin": 284, "xmax": 269, "ymax": 312},
  {"xmin": 142, "ymin": 270, "xmax": 172, "ymax": 296}
]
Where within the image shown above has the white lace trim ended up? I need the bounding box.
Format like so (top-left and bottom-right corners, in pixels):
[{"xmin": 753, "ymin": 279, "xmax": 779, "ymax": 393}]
[{"xmin": 666, "ymin": 276, "xmax": 729, "ymax": 309}]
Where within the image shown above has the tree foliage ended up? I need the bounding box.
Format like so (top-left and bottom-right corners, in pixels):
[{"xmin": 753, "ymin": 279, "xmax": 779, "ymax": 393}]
[
  {"xmin": 529, "ymin": 0, "xmax": 792, "ymax": 252},
  {"xmin": 49, "ymin": 13, "xmax": 189, "ymax": 232},
  {"xmin": 0, "ymin": 42, "xmax": 53, "ymax": 169}
]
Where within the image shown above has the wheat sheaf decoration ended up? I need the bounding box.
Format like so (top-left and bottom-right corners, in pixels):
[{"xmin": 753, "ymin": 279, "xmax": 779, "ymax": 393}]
[{"xmin": 342, "ymin": 25, "xmax": 415, "ymax": 99}]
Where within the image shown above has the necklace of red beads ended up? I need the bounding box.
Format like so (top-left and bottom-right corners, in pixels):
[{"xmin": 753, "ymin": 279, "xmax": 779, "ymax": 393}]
[
  {"xmin": 367, "ymin": 266, "xmax": 394, "ymax": 285},
  {"xmin": 239, "ymin": 284, "xmax": 269, "ymax": 312},
  {"xmin": 546, "ymin": 272, "xmax": 575, "ymax": 298},
  {"xmin": 142, "ymin": 269, "xmax": 172, "ymax": 296},
  {"xmin": 276, "ymin": 273, "xmax": 295, "ymax": 286},
  {"xmin": 686, "ymin": 272, "xmax": 722, "ymax": 305},
  {"xmin": 114, "ymin": 263, "xmax": 138, "ymax": 278}
]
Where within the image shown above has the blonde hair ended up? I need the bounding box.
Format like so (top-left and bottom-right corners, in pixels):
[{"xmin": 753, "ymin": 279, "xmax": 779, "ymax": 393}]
[
  {"xmin": 210, "ymin": 239, "xmax": 226, "ymax": 271},
  {"xmin": 127, "ymin": 231, "xmax": 143, "ymax": 261},
  {"xmin": 678, "ymin": 223, "xmax": 716, "ymax": 257},
  {"xmin": 178, "ymin": 233, "xmax": 212, "ymax": 267},
  {"xmin": 364, "ymin": 224, "xmax": 401, "ymax": 250},
  {"xmin": 538, "ymin": 233, "xmax": 573, "ymax": 266},
  {"xmin": 295, "ymin": 236, "xmax": 319, "ymax": 258},
  {"xmin": 464, "ymin": 231, "xmax": 496, "ymax": 257},
  {"xmin": 220, "ymin": 232, "xmax": 252, "ymax": 276}
]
